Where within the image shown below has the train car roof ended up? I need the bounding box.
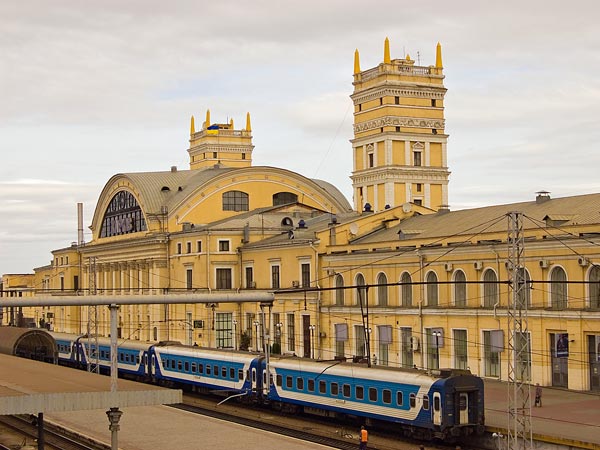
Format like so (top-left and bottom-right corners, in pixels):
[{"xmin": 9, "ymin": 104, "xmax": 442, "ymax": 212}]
[{"xmin": 152, "ymin": 344, "xmax": 260, "ymax": 362}]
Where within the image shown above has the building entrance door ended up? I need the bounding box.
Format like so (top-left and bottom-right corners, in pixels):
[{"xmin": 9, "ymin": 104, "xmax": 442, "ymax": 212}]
[
  {"xmin": 551, "ymin": 333, "xmax": 568, "ymax": 388},
  {"xmin": 302, "ymin": 315, "xmax": 311, "ymax": 358},
  {"xmin": 589, "ymin": 335, "xmax": 600, "ymax": 392}
]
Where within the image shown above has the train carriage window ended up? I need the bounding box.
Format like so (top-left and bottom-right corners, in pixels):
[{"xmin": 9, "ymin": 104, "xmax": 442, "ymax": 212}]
[
  {"xmin": 199, "ymin": 364, "xmax": 204, "ymax": 374},
  {"xmin": 308, "ymin": 379, "xmax": 315, "ymax": 392},
  {"xmin": 356, "ymin": 386, "xmax": 364, "ymax": 400},
  {"xmin": 297, "ymin": 377, "xmax": 304, "ymax": 390},
  {"xmin": 286, "ymin": 376, "xmax": 293, "ymax": 389},
  {"xmin": 383, "ymin": 389, "xmax": 392, "ymax": 404},
  {"xmin": 177, "ymin": 361, "xmax": 182, "ymax": 371},
  {"xmin": 223, "ymin": 367, "xmax": 228, "ymax": 378},
  {"xmin": 238, "ymin": 369, "xmax": 244, "ymax": 381},
  {"xmin": 191, "ymin": 363, "xmax": 197, "ymax": 373},
  {"xmin": 423, "ymin": 394, "xmax": 430, "ymax": 410},
  {"xmin": 331, "ymin": 382, "xmax": 339, "ymax": 396},
  {"xmin": 229, "ymin": 368, "xmax": 235, "ymax": 379},
  {"xmin": 369, "ymin": 387, "xmax": 378, "ymax": 402},
  {"xmin": 246, "ymin": 369, "xmax": 250, "ymax": 381},
  {"xmin": 396, "ymin": 391, "xmax": 404, "ymax": 406},
  {"xmin": 170, "ymin": 360, "xmax": 176, "ymax": 369},
  {"xmin": 343, "ymin": 384, "xmax": 351, "ymax": 398},
  {"xmin": 433, "ymin": 396, "xmax": 440, "ymax": 411},
  {"xmin": 119, "ymin": 353, "xmax": 124, "ymax": 362},
  {"xmin": 162, "ymin": 360, "xmax": 167, "ymax": 369},
  {"xmin": 206, "ymin": 365, "xmax": 212, "ymax": 375},
  {"xmin": 136, "ymin": 355, "xmax": 140, "ymax": 364},
  {"xmin": 184, "ymin": 362, "xmax": 190, "ymax": 372},
  {"xmin": 213, "ymin": 365, "xmax": 219, "ymax": 377},
  {"xmin": 409, "ymin": 393, "xmax": 416, "ymax": 408},
  {"xmin": 276, "ymin": 374, "xmax": 283, "ymax": 386},
  {"xmin": 319, "ymin": 380, "xmax": 327, "ymax": 394}
]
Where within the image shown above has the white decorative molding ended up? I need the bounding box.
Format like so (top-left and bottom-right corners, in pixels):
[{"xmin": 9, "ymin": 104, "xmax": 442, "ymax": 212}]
[
  {"xmin": 354, "ymin": 116, "xmax": 444, "ymax": 133},
  {"xmin": 351, "ymin": 87, "xmax": 446, "ymax": 104}
]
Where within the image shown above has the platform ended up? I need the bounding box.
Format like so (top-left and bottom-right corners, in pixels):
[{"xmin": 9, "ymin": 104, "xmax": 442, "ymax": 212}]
[
  {"xmin": 484, "ymin": 379, "xmax": 600, "ymax": 448},
  {"xmin": 0, "ymin": 354, "xmax": 181, "ymax": 415}
]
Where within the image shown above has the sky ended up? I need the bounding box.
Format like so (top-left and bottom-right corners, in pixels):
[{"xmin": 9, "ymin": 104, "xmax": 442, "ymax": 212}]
[{"xmin": 1, "ymin": 1, "xmax": 600, "ymax": 276}]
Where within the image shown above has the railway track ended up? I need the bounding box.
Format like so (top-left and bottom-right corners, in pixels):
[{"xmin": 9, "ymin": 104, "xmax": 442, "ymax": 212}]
[{"xmin": 0, "ymin": 415, "xmax": 110, "ymax": 450}]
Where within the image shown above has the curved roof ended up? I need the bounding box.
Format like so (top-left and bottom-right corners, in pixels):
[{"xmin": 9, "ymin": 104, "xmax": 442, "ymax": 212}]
[
  {"xmin": 91, "ymin": 165, "xmax": 352, "ymax": 233},
  {"xmin": 0, "ymin": 327, "xmax": 56, "ymax": 362}
]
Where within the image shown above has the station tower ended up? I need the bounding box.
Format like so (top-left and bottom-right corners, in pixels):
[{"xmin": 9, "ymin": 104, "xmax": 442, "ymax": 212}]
[
  {"xmin": 350, "ymin": 38, "xmax": 450, "ymax": 212},
  {"xmin": 188, "ymin": 109, "xmax": 254, "ymax": 170}
]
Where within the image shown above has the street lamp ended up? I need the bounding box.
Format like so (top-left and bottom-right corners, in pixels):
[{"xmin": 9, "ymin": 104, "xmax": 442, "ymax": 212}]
[
  {"xmin": 309, "ymin": 324, "xmax": 316, "ymax": 359},
  {"xmin": 492, "ymin": 432, "xmax": 504, "ymax": 450},
  {"xmin": 232, "ymin": 319, "xmax": 237, "ymax": 350},
  {"xmin": 432, "ymin": 331, "xmax": 442, "ymax": 369},
  {"xmin": 253, "ymin": 320, "xmax": 260, "ymax": 352}
]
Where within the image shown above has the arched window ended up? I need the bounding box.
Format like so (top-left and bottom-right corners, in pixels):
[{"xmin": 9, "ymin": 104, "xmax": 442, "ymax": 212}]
[
  {"xmin": 377, "ymin": 273, "xmax": 388, "ymax": 306},
  {"xmin": 483, "ymin": 269, "xmax": 498, "ymax": 308},
  {"xmin": 222, "ymin": 191, "xmax": 249, "ymax": 211},
  {"xmin": 400, "ymin": 272, "xmax": 412, "ymax": 307},
  {"xmin": 426, "ymin": 272, "xmax": 438, "ymax": 307},
  {"xmin": 100, "ymin": 190, "xmax": 147, "ymax": 238},
  {"xmin": 589, "ymin": 265, "xmax": 600, "ymax": 309},
  {"xmin": 335, "ymin": 274, "xmax": 345, "ymax": 306},
  {"xmin": 550, "ymin": 267, "xmax": 567, "ymax": 310},
  {"xmin": 454, "ymin": 270, "xmax": 466, "ymax": 307},
  {"xmin": 517, "ymin": 268, "xmax": 532, "ymax": 308},
  {"xmin": 273, "ymin": 192, "xmax": 298, "ymax": 206},
  {"xmin": 355, "ymin": 273, "xmax": 366, "ymax": 306}
]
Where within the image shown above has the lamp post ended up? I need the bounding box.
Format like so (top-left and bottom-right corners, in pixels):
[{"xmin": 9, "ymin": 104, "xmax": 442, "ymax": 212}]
[
  {"xmin": 232, "ymin": 319, "xmax": 237, "ymax": 350},
  {"xmin": 432, "ymin": 331, "xmax": 442, "ymax": 369},
  {"xmin": 276, "ymin": 322, "xmax": 283, "ymax": 353},
  {"xmin": 253, "ymin": 320, "xmax": 260, "ymax": 352},
  {"xmin": 492, "ymin": 432, "xmax": 504, "ymax": 450},
  {"xmin": 309, "ymin": 324, "xmax": 316, "ymax": 359}
]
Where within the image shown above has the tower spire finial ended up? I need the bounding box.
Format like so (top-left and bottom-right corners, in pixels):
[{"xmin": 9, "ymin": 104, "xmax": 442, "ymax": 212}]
[
  {"xmin": 190, "ymin": 115, "xmax": 195, "ymax": 135},
  {"xmin": 435, "ymin": 42, "xmax": 443, "ymax": 68},
  {"xmin": 245, "ymin": 112, "xmax": 252, "ymax": 132},
  {"xmin": 205, "ymin": 109, "xmax": 211, "ymax": 129},
  {"xmin": 384, "ymin": 37, "xmax": 391, "ymax": 64},
  {"xmin": 354, "ymin": 48, "xmax": 361, "ymax": 74}
]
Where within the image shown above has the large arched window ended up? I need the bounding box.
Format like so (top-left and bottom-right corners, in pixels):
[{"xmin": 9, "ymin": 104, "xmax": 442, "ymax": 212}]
[
  {"xmin": 273, "ymin": 192, "xmax": 298, "ymax": 206},
  {"xmin": 400, "ymin": 272, "xmax": 412, "ymax": 307},
  {"xmin": 222, "ymin": 190, "xmax": 249, "ymax": 211},
  {"xmin": 426, "ymin": 271, "xmax": 438, "ymax": 307},
  {"xmin": 550, "ymin": 266, "xmax": 567, "ymax": 310},
  {"xmin": 377, "ymin": 272, "xmax": 388, "ymax": 306},
  {"xmin": 483, "ymin": 269, "xmax": 498, "ymax": 308},
  {"xmin": 355, "ymin": 273, "xmax": 366, "ymax": 306},
  {"xmin": 335, "ymin": 274, "xmax": 345, "ymax": 306},
  {"xmin": 589, "ymin": 265, "xmax": 600, "ymax": 309},
  {"xmin": 100, "ymin": 190, "xmax": 147, "ymax": 238},
  {"xmin": 454, "ymin": 270, "xmax": 466, "ymax": 307}
]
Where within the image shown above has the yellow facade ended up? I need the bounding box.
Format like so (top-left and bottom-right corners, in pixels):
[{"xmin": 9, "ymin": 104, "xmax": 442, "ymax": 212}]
[{"xmin": 2, "ymin": 41, "xmax": 600, "ymax": 395}]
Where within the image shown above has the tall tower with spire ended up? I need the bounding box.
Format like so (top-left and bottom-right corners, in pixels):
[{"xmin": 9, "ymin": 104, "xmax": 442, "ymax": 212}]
[
  {"xmin": 350, "ymin": 39, "xmax": 450, "ymax": 212},
  {"xmin": 187, "ymin": 110, "xmax": 254, "ymax": 170}
]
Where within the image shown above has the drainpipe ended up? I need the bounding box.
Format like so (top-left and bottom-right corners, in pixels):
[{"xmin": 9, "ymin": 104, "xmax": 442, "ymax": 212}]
[
  {"xmin": 418, "ymin": 250, "xmax": 425, "ymax": 369},
  {"xmin": 310, "ymin": 241, "xmax": 321, "ymax": 359}
]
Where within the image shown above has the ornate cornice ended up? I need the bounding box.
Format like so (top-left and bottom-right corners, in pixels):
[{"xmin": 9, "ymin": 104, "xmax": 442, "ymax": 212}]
[
  {"xmin": 188, "ymin": 144, "xmax": 254, "ymax": 154},
  {"xmin": 351, "ymin": 166, "xmax": 450, "ymax": 184},
  {"xmin": 351, "ymin": 86, "xmax": 446, "ymax": 104},
  {"xmin": 354, "ymin": 115, "xmax": 444, "ymax": 133}
]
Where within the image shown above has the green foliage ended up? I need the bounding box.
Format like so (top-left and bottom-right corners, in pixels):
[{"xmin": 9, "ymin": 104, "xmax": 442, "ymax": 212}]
[{"xmin": 239, "ymin": 331, "xmax": 251, "ymax": 351}]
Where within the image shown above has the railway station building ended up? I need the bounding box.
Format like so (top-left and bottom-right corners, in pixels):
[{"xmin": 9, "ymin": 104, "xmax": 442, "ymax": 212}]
[{"xmin": 2, "ymin": 39, "xmax": 600, "ymax": 393}]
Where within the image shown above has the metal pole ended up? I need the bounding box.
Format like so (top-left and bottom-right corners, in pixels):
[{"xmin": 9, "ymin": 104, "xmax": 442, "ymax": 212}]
[
  {"xmin": 107, "ymin": 304, "xmax": 122, "ymax": 450},
  {"xmin": 37, "ymin": 412, "xmax": 44, "ymax": 450}
]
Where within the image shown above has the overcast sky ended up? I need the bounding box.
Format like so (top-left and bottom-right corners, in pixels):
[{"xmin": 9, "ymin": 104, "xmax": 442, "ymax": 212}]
[{"xmin": 1, "ymin": 1, "xmax": 599, "ymax": 276}]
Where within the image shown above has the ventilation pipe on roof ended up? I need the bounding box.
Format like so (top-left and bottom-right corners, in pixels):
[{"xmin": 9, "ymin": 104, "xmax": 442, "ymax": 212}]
[
  {"xmin": 171, "ymin": 166, "xmax": 177, "ymax": 172},
  {"xmin": 536, "ymin": 191, "xmax": 551, "ymax": 204}
]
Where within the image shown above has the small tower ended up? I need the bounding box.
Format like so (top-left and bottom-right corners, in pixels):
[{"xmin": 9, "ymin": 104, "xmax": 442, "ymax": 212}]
[
  {"xmin": 350, "ymin": 39, "xmax": 450, "ymax": 212},
  {"xmin": 187, "ymin": 110, "xmax": 255, "ymax": 170}
]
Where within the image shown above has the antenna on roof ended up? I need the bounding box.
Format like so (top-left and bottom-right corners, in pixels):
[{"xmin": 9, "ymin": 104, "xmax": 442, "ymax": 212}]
[{"xmin": 417, "ymin": 51, "xmax": 420, "ymax": 65}]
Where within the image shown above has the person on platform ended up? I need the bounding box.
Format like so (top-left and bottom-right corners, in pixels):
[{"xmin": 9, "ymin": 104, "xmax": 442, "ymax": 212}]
[
  {"xmin": 359, "ymin": 425, "xmax": 368, "ymax": 450},
  {"xmin": 534, "ymin": 383, "xmax": 542, "ymax": 407}
]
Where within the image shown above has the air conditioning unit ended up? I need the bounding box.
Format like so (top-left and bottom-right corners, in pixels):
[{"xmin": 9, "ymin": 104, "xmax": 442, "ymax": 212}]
[
  {"xmin": 474, "ymin": 261, "xmax": 484, "ymax": 271},
  {"xmin": 326, "ymin": 268, "xmax": 336, "ymax": 276},
  {"xmin": 578, "ymin": 257, "xmax": 589, "ymax": 267},
  {"xmin": 410, "ymin": 336, "xmax": 420, "ymax": 352},
  {"xmin": 292, "ymin": 280, "xmax": 300, "ymax": 288},
  {"xmin": 539, "ymin": 259, "xmax": 549, "ymax": 269},
  {"xmin": 444, "ymin": 263, "xmax": 453, "ymax": 272}
]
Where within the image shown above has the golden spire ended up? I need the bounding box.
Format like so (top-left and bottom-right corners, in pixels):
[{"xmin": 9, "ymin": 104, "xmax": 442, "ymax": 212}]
[
  {"xmin": 190, "ymin": 115, "xmax": 195, "ymax": 135},
  {"xmin": 384, "ymin": 37, "xmax": 391, "ymax": 64},
  {"xmin": 354, "ymin": 48, "xmax": 361, "ymax": 74},
  {"xmin": 205, "ymin": 109, "xmax": 211, "ymax": 129},
  {"xmin": 245, "ymin": 112, "xmax": 251, "ymax": 132},
  {"xmin": 406, "ymin": 53, "xmax": 411, "ymax": 61},
  {"xmin": 436, "ymin": 42, "xmax": 443, "ymax": 68},
  {"xmin": 230, "ymin": 117, "xmax": 234, "ymax": 128}
]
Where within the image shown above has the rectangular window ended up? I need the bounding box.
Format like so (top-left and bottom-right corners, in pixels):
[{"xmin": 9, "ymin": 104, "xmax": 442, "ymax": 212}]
[
  {"xmin": 368, "ymin": 153, "xmax": 374, "ymax": 168},
  {"xmin": 271, "ymin": 265, "xmax": 280, "ymax": 289},
  {"xmin": 331, "ymin": 382, "xmax": 339, "ymax": 396},
  {"xmin": 356, "ymin": 386, "xmax": 364, "ymax": 400},
  {"xmin": 287, "ymin": 313, "xmax": 295, "ymax": 351},
  {"xmin": 297, "ymin": 377, "xmax": 304, "ymax": 390},
  {"xmin": 301, "ymin": 263, "xmax": 311, "ymax": 287},
  {"xmin": 186, "ymin": 242, "xmax": 191, "ymax": 253},
  {"xmin": 213, "ymin": 151, "xmax": 217, "ymax": 158},
  {"xmin": 196, "ymin": 240, "xmax": 202, "ymax": 253},
  {"xmin": 245, "ymin": 267, "xmax": 254, "ymax": 289},
  {"xmin": 215, "ymin": 312, "xmax": 233, "ymax": 348},
  {"xmin": 319, "ymin": 380, "xmax": 326, "ymax": 394},
  {"xmin": 423, "ymin": 394, "xmax": 430, "ymax": 410},
  {"xmin": 219, "ymin": 240, "xmax": 230, "ymax": 252},
  {"xmin": 286, "ymin": 376, "xmax": 293, "ymax": 389},
  {"xmin": 396, "ymin": 391, "xmax": 403, "ymax": 406},
  {"xmin": 369, "ymin": 387, "xmax": 377, "ymax": 402},
  {"xmin": 416, "ymin": 183, "xmax": 422, "ymax": 192},
  {"xmin": 483, "ymin": 330, "xmax": 500, "ymax": 377},
  {"xmin": 276, "ymin": 374, "xmax": 283, "ymax": 386},
  {"xmin": 453, "ymin": 329, "xmax": 468, "ymax": 370},
  {"xmin": 355, "ymin": 325, "xmax": 366, "ymax": 357},
  {"xmin": 395, "ymin": 96, "xmax": 400, "ymax": 104},
  {"xmin": 382, "ymin": 389, "xmax": 392, "ymax": 404},
  {"xmin": 343, "ymin": 384, "xmax": 351, "ymax": 397},
  {"xmin": 431, "ymin": 99, "xmax": 437, "ymax": 107},
  {"xmin": 308, "ymin": 379, "xmax": 315, "ymax": 392},
  {"xmin": 216, "ymin": 268, "xmax": 232, "ymax": 289},
  {"xmin": 186, "ymin": 269, "xmax": 193, "ymax": 290},
  {"xmin": 177, "ymin": 243, "xmax": 182, "ymax": 254},
  {"xmin": 413, "ymin": 151, "xmax": 422, "ymax": 167}
]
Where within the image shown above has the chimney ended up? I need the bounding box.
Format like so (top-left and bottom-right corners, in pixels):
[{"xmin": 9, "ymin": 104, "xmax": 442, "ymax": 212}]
[
  {"xmin": 536, "ymin": 191, "xmax": 551, "ymax": 204},
  {"xmin": 171, "ymin": 166, "xmax": 177, "ymax": 172}
]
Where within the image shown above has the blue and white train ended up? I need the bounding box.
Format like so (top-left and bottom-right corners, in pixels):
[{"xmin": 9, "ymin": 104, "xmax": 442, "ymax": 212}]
[{"xmin": 50, "ymin": 332, "xmax": 484, "ymax": 441}]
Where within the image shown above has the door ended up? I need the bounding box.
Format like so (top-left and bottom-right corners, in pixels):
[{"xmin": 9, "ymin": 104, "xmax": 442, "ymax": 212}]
[
  {"xmin": 551, "ymin": 333, "xmax": 568, "ymax": 387},
  {"xmin": 459, "ymin": 393, "xmax": 468, "ymax": 424},
  {"xmin": 302, "ymin": 315, "xmax": 311, "ymax": 358},
  {"xmin": 432, "ymin": 392, "xmax": 442, "ymax": 426}
]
